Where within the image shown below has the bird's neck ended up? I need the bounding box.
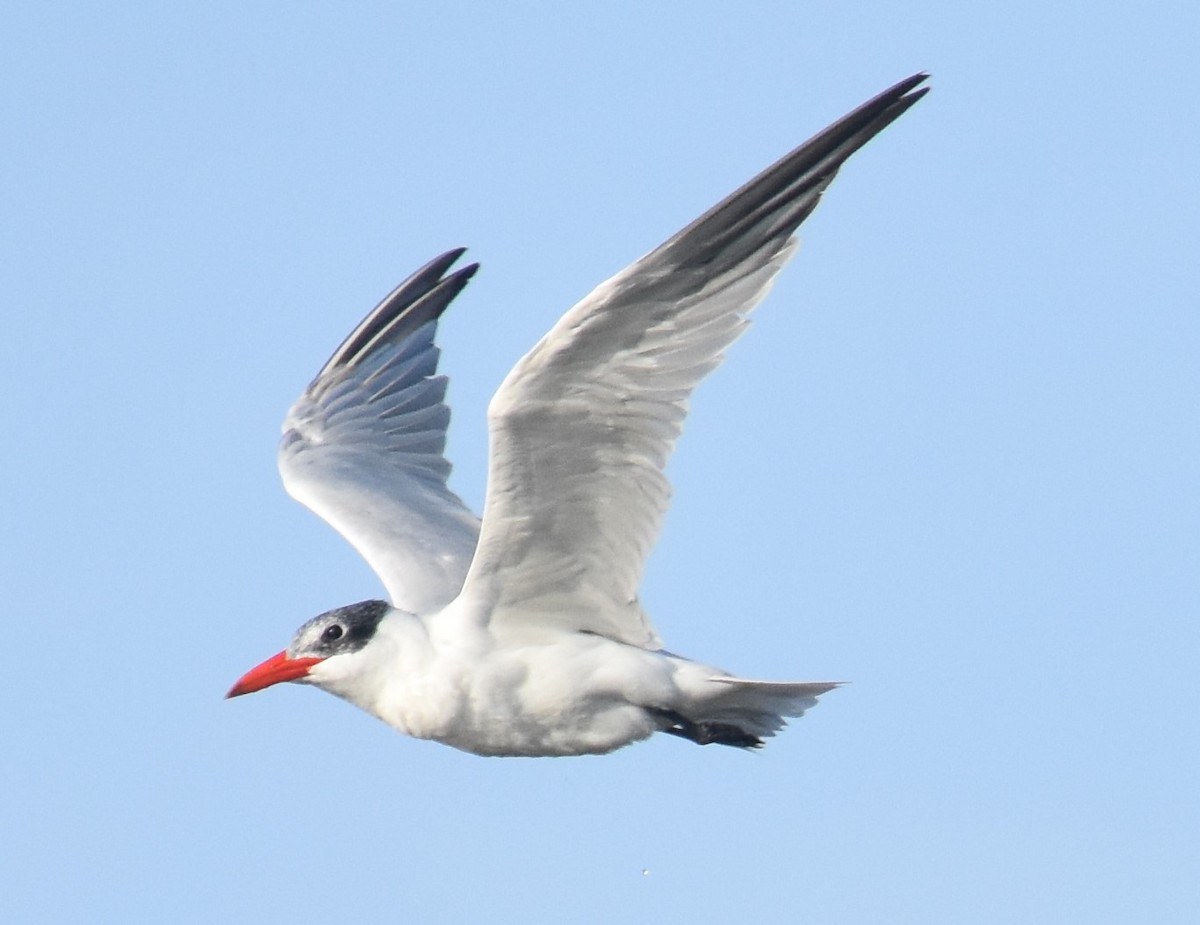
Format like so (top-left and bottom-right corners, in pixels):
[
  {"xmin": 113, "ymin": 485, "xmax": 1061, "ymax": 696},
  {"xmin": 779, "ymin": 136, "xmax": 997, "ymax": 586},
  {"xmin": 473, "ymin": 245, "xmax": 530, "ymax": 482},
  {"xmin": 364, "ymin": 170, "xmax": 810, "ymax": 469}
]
[{"xmin": 323, "ymin": 610, "xmax": 469, "ymax": 741}]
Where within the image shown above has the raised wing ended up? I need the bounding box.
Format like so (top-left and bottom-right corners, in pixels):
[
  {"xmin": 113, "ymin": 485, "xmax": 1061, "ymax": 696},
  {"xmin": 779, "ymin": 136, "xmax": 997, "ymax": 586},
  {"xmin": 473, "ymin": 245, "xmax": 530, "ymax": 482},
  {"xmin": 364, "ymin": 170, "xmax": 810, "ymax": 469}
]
[
  {"xmin": 279, "ymin": 249, "xmax": 482, "ymax": 614},
  {"xmin": 457, "ymin": 73, "xmax": 929, "ymax": 646}
]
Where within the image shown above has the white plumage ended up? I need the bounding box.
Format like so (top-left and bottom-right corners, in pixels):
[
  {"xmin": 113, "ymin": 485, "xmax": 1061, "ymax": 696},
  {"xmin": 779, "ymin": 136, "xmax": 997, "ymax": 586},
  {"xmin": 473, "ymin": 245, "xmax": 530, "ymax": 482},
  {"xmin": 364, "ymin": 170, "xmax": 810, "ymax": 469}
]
[{"xmin": 228, "ymin": 73, "xmax": 929, "ymax": 756}]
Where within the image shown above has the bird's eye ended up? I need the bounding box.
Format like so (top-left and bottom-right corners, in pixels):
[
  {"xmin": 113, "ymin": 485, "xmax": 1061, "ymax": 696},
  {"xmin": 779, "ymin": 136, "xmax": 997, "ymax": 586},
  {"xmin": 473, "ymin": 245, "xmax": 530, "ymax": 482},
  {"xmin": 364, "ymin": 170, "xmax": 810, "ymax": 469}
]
[{"xmin": 322, "ymin": 624, "xmax": 344, "ymax": 643}]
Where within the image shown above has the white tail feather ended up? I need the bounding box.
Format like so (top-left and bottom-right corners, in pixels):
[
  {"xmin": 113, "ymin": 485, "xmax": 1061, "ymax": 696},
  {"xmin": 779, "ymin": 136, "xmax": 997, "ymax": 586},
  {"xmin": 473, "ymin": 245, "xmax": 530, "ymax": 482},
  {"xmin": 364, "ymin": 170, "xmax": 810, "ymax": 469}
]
[{"xmin": 699, "ymin": 678, "xmax": 841, "ymax": 738}]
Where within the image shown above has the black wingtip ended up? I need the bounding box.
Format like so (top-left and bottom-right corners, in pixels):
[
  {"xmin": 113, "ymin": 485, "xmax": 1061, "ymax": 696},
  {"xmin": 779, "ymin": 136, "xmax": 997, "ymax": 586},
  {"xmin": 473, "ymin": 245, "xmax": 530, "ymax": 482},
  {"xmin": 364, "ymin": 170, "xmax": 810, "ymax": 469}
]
[
  {"xmin": 664, "ymin": 72, "xmax": 930, "ymax": 272},
  {"xmin": 879, "ymin": 72, "xmax": 931, "ymax": 101},
  {"xmin": 316, "ymin": 248, "xmax": 479, "ymax": 377},
  {"xmin": 409, "ymin": 247, "xmax": 470, "ymax": 287},
  {"xmin": 876, "ymin": 73, "xmax": 931, "ymax": 123}
]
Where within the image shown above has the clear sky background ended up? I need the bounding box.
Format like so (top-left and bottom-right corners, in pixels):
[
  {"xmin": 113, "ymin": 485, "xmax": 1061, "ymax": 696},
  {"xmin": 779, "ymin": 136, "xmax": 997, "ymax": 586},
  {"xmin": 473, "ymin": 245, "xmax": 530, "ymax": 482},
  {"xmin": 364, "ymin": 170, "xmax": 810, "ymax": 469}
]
[{"xmin": 3, "ymin": 3, "xmax": 1197, "ymax": 923}]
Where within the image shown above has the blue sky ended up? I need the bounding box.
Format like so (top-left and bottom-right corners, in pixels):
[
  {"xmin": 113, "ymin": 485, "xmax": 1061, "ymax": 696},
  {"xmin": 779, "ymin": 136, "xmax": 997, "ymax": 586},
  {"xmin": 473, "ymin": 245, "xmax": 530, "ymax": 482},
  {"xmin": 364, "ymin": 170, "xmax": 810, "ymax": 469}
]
[{"xmin": 3, "ymin": 2, "xmax": 1197, "ymax": 922}]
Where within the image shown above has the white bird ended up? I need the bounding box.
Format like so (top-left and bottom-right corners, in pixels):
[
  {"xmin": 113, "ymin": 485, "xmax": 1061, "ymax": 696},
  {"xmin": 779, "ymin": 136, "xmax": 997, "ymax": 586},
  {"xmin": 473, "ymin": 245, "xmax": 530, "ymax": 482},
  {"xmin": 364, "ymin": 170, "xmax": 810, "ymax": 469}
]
[{"xmin": 228, "ymin": 73, "xmax": 929, "ymax": 756}]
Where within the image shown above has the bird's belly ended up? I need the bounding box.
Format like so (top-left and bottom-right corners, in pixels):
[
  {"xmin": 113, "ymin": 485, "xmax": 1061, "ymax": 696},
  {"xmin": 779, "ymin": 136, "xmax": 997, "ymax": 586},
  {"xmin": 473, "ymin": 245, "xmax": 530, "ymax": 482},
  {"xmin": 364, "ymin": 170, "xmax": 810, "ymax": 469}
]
[
  {"xmin": 398, "ymin": 640, "xmax": 673, "ymax": 757},
  {"xmin": 444, "ymin": 698, "xmax": 656, "ymax": 757}
]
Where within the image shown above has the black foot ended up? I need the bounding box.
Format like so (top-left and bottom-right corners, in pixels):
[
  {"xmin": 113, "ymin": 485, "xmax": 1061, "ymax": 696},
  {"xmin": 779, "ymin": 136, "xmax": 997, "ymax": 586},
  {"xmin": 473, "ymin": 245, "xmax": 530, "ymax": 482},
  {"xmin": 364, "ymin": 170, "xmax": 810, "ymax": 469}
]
[{"xmin": 648, "ymin": 708, "xmax": 764, "ymax": 749}]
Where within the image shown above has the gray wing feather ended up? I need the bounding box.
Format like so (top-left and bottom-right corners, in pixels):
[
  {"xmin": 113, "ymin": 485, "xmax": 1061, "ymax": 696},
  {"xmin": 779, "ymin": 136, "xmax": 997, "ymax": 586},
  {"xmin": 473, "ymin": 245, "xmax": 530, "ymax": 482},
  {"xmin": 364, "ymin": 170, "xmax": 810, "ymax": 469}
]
[
  {"xmin": 279, "ymin": 250, "xmax": 481, "ymax": 614},
  {"xmin": 458, "ymin": 74, "xmax": 929, "ymax": 646}
]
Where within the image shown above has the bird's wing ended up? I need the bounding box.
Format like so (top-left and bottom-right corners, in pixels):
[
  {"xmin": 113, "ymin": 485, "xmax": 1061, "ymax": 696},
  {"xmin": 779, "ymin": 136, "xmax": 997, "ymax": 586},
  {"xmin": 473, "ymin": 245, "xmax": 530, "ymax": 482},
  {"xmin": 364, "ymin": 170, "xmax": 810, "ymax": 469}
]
[
  {"xmin": 455, "ymin": 74, "xmax": 929, "ymax": 646},
  {"xmin": 279, "ymin": 249, "xmax": 482, "ymax": 614}
]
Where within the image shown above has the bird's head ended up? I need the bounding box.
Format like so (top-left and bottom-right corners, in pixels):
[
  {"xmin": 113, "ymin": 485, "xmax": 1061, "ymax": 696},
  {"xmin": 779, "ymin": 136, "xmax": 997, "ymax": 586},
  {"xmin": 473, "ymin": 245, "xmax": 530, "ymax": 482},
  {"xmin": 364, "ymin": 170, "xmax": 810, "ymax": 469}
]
[{"xmin": 226, "ymin": 599, "xmax": 390, "ymax": 698}]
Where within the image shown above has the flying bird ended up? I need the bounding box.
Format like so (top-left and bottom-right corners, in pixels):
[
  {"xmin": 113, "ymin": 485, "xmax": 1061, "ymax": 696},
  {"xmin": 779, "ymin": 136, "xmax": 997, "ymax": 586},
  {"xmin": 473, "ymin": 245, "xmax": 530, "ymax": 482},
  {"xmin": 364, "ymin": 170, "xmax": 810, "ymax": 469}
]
[{"xmin": 228, "ymin": 73, "xmax": 929, "ymax": 756}]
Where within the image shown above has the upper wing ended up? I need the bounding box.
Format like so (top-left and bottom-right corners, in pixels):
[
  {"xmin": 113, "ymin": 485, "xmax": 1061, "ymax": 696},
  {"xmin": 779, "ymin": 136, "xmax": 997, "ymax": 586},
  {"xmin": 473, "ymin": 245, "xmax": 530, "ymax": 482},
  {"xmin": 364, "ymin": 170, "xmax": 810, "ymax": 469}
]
[
  {"xmin": 279, "ymin": 249, "xmax": 482, "ymax": 614},
  {"xmin": 456, "ymin": 73, "xmax": 929, "ymax": 646}
]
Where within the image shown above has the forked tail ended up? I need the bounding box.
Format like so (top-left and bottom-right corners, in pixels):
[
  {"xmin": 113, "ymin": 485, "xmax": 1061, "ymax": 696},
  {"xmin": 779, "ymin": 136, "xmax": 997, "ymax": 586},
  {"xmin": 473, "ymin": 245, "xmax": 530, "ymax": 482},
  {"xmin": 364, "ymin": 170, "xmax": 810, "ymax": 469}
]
[{"xmin": 656, "ymin": 678, "xmax": 840, "ymax": 749}]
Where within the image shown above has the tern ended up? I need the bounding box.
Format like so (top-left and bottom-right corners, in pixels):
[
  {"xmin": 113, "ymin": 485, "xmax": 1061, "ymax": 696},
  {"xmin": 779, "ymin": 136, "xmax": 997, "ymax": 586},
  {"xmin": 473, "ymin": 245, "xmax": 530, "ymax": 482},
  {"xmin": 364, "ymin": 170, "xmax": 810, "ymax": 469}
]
[{"xmin": 228, "ymin": 73, "xmax": 928, "ymax": 756}]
